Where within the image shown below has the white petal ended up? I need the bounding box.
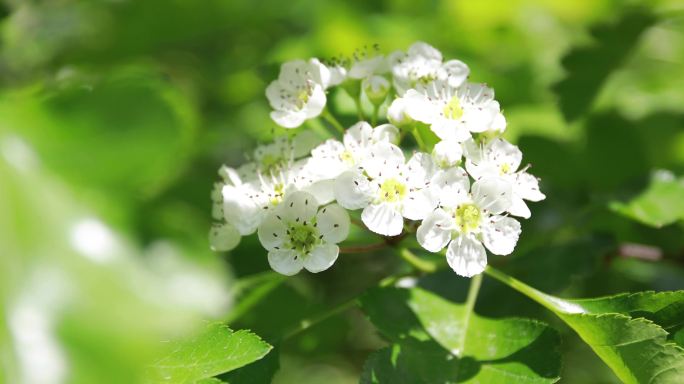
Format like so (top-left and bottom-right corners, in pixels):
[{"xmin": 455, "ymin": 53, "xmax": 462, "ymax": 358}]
[
  {"xmin": 362, "ymin": 202, "xmax": 403, "ymax": 236},
  {"xmin": 463, "ymin": 104, "xmax": 499, "ymax": 133},
  {"xmin": 446, "ymin": 234, "xmax": 488, "ymax": 277},
  {"xmin": 489, "ymin": 139, "xmax": 522, "ymax": 173},
  {"xmin": 515, "ymin": 172, "xmax": 546, "ymax": 202},
  {"xmin": 405, "ymin": 152, "xmax": 437, "ymax": 188},
  {"xmin": 431, "ymin": 167, "xmax": 470, "ymax": 208},
  {"xmin": 508, "ymin": 196, "xmax": 531, "ymax": 219},
  {"xmin": 404, "ymin": 91, "xmax": 439, "ymax": 124},
  {"xmin": 304, "ymin": 84, "xmax": 326, "ymax": 119},
  {"xmin": 431, "ymin": 118, "xmax": 471, "ymax": 142},
  {"xmin": 402, "ymin": 189, "xmax": 437, "ymax": 220},
  {"xmin": 387, "ymin": 97, "xmax": 412, "ymax": 126},
  {"xmin": 304, "ymin": 179, "xmax": 335, "ymax": 205},
  {"xmin": 472, "ymin": 177, "xmax": 513, "ymax": 215},
  {"xmin": 372, "ymin": 124, "xmax": 400, "ymax": 144},
  {"xmin": 408, "ymin": 41, "xmax": 442, "ymax": 62},
  {"xmin": 265, "ymin": 81, "xmax": 285, "ymax": 110},
  {"xmin": 482, "ymin": 216, "xmax": 521, "ymax": 256},
  {"xmin": 344, "ymin": 121, "xmax": 374, "ymax": 149},
  {"xmin": 209, "ymin": 223, "xmax": 241, "ymax": 252},
  {"xmin": 222, "ymin": 184, "xmax": 262, "ymax": 235},
  {"xmin": 268, "ymin": 249, "xmax": 304, "ymax": 276},
  {"xmin": 333, "ymin": 170, "xmax": 374, "ymax": 210},
  {"xmin": 279, "ymin": 191, "xmax": 319, "ymax": 222},
  {"xmin": 309, "ymin": 140, "xmax": 347, "ymax": 178},
  {"xmin": 316, "ymin": 204, "xmax": 350, "ymax": 243},
  {"xmin": 432, "ymin": 140, "xmax": 463, "ymax": 168},
  {"xmin": 362, "ymin": 142, "xmax": 405, "ymax": 180},
  {"xmin": 304, "ymin": 243, "xmax": 339, "ymax": 273},
  {"xmin": 441, "ymin": 60, "xmax": 469, "ymax": 87},
  {"xmin": 417, "ymin": 209, "xmax": 454, "ymax": 252},
  {"xmin": 271, "ymin": 110, "xmax": 307, "ymax": 128},
  {"xmin": 309, "ymin": 58, "xmax": 331, "ymax": 88},
  {"xmin": 257, "ymin": 213, "xmax": 287, "ymax": 251}
]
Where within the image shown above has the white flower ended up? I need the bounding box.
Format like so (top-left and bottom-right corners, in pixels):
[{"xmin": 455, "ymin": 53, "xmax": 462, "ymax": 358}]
[
  {"xmin": 389, "ymin": 41, "xmax": 469, "ymax": 96},
  {"xmin": 417, "ymin": 176, "xmax": 521, "ymax": 277},
  {"xmin": 362, "ymin": 75, "xmax": 391, "ymax": 105},
  {"xmin": 239, "ymin": 131, "xmax": 320, "ymax": 178},
  {"xmin": 395, "ymin": 80, "xmax": 504, "ymax": 142},
  {"xmin": 257, "ymin": 191, "xmax": 350, "ymax": 275},
  {"xmin": 348, "ymin": 55, "xmax": 389, "ymax": 79},
  {"xmin": 432, "ymin": 139, "xmax": 463, "ymax": 169},
  {"xmin": 209, "ymin": 223, "xmax": 241, "ymax": 252},
  {"xmin": 308, "ymin": 121, "xmax": 399, "ymax": 179},
  {"xmin": 334, "ymin": 143, "xmax": 438, "ymax": 236},
  {"xmin": 266, "ymin": 59, "xmax": 332, "ymax": 128},
  {"xmin": 463, "ymin": 138, "xmax": 545, "ymax": 218}
]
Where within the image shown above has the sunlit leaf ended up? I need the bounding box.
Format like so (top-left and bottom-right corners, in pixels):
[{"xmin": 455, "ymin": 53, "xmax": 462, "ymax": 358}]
[
  {"xmin": 610, "ymin": 170, "xmax": 684, "ymax": 228},
  {"xmin": 359, "ymin": 286, "xmax": 561, "ymax": 383},
  {"xmin": 147, "ymin": 323, "xmax": 272, "ymax": 383}
]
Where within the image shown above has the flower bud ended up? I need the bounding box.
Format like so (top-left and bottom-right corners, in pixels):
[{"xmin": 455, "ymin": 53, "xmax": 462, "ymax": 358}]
[{"xmin": 363, "ymin": 75, "xmax": 390, "ymax": 106}]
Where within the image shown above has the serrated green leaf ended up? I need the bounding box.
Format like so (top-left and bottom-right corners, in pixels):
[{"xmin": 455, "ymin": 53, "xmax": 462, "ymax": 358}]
[
  {"xmin": 359, "ymin": 286, "xmax": 561, "ymax": 383},
  {"xmin": 486, "ymin": 268, "xmax": 684, "ymax": 384},
  {"xmin": 610, "ymin": 171, "xmax": 684, "ymax": 228},
  {"xmin": 220, "ymin": 344, "xmax": 280, "ymax": 384},
  {"xmin": 147, "ymin": 323, "xmax": 272, "ymax": 383},
  {"xmin": 552, "ymin": 8, "xmax": 657, "ymax": 121}
]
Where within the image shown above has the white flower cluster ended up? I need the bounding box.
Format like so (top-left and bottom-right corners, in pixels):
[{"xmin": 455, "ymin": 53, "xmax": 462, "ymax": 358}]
[{"xmin": 212, "ymin": 42, "xmax": 545, "ymax": 278}]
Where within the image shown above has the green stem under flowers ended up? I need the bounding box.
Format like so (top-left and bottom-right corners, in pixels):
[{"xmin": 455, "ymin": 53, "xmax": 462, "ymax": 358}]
[
  {"xmin": 282, "ymin": 297, "xmax": 358, "ymax": 340},
  {"xmin": 354, "ymin": 98, "xmax": 366, "ymax": 121},
  {"xmin": 321, "ymin": 109, "xmax": 345, "ymax": 134},
  {"xmin": 484, "ymin": 266, "xmax": 572, "ymax": 314},
  {"xmin": 411, "ymin": 127, "xmax": 426, "ymax": 151},
  {"xmin": 371, "ymin": 105, "xmax": 379, "ymax": 126},
  {"xmin": 455, "ymin": 273, "xmax": 483, "ymax": 357},
  {"xmin": 399, "ymin": 248, "xmax": 438, "ymax": 273}
]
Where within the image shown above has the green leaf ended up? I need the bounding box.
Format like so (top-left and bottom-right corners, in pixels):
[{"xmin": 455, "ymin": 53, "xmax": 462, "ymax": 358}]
[
  {"xmin": 147, "ymin": 323, "xmax": 272, "ymax": 383},
  {"xmin": 610, "ymin": 170, "xmax": 684, "ymax": 228},
  {"xmin": 359, "ymin": 286, "xmax": 561, "ymax": 383},
  {"xmin": 486, "ymin": 267, "xmax": 684, "ymax": 384},
  {"xmin": 220, "ymin": 344, "xmax": 280, "ymax": 384},
  {"xmin": 552, "ymin": 8, "xmax": 657, "ymax": 121}
]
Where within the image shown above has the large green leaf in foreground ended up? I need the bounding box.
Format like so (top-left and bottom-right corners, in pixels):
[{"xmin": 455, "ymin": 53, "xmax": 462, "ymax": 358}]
[
  {"xmin": 147, "ymin": 323, "xmax": 272, "ymax": 383},
  {"xmin": 359, "ymin": 286, "xmax": 561, "ymax": 383},
  {"xmin": 486, "ymin": 268, "xmax": 684, "ymax": 384}
]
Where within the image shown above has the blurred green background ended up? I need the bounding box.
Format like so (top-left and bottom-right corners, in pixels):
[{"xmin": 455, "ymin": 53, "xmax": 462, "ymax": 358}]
[{"xmin": 1, "ymin": 0, "xmax": 683, "ymax": 383}]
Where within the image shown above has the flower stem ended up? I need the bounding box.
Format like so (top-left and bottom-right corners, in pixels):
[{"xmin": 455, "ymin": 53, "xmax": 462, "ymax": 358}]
[
  {"xmin": 484, "ymin": 266, "xmax": 565, "ymax": 314},
  {"xmin": 411, "ymin": 127, "xmax": 426, "ymax": 151},
  {"xmin": 282, "ymin": 297, "xmax": 358, "ymax": 340},
  {"xmin": 321, "ymin": 109, "xmax": 345, "ymax": 134},
  {"xmin": 454, "ymin": 272, "xmax": 482, "ymax": 356},
  {"xmin": 354, "ymin": 98, "xmax": 366, "ymax": 121},
  {"xmin": 398, "ymin": 247, "xmax": 437, "ymax": 273},
  {"xmin": 371, "ymin": 105, "xmax": 379, "ymax": 126}
]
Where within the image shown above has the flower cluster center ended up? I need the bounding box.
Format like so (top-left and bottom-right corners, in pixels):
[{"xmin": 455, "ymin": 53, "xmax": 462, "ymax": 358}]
[
  {"xmin": 287, "ymin": 222, "xmax": 320, "ymax": 254},
  {"xmin": 443, "ymin": 96, "xmax": 464, "ymax": 120},
  {"xmin": 379, "ymin": 178, "xmax": 407, "ymax": 203},
  {"xmin": 454, "ymin": 203, "xmax": 481, "ymax": 233}
]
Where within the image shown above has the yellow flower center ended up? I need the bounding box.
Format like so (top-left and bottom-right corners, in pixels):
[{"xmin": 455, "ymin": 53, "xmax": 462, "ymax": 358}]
[
  {"xmin": 288, "ymin": 222, "xmax": 320, "ymax": 254},
  {"xmin": 296, "ymin": 89, "xmax": 310, "ymax": 108},
  {"xmin": 454, "ymin": 203, "xmax": 481, "ymax": 233},
  {"xmin": 269, "ymin": 183, "xmax": 285, "ymax": 205},
  {"xmin": 443, "ymin": 96, "xmax": 464, "ymax": 120},
  {"xmin": 500, "ymin": 163, "xmax": 511, "ymax": 175},
  {"xmin": 339, "ymin": 150, "xmax": 355, "ymax": 165},
  {"xmin": 379, "ymin": 178, "xmax": 407, "ymax": 203}
]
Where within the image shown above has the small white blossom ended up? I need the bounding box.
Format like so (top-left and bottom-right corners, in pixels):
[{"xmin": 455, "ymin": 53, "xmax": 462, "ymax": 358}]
[
  {"xmin": 362, "ymin": 75, "xmax": 391, "ymax": 106},
  {"xmin": 308, "ymin": 121, "xmax": 399, "ymax": 179},
  {"xmin": 258, "ymin": 191, "xmax": 350, "ymax": 275},
  {"xmin": 463, "ymin": 138, "xmax": 545, "ymax": 218},
  {"xmin": 417, "ymin": 176, "xmax": 521, "ymax": 277},
  {"xmin": 266, "ymin": 59, "xmax": 332, "ymax": 128},
  {"xmin": 334, "ymin": 143, "xmax": 438, "ymax": 236},
  {"xmin": 432, "ymin": 139, "xmax": 463, "ymax": 169},
  {"xmin": 389, "ymin": 41, "xmax": 469, "ymax": 96},
  {"xmin": 394, "ymin": 80, "xmax": 505, "ymax": 142}
]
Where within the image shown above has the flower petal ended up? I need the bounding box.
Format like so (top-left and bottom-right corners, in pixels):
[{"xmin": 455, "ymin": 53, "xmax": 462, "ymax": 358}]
[
  {"xmin": 508, "ymin": 195, "xmax": 531, "ymax": 218},
  {"xmin": 279, "ymin": 191, "xmax": 319, "ymax": 222},
  {"xmin": 257, "ymin": 213, "xmax": 287, "ymax": 251},
  {"xmin": 432, "ymin": 139, "xmax": 463, "ymax": 168},
  {"xmin": 209, "ymin": 223, "xmax": 241, "ymax": 252},
  {"xmin": 304, "ymin": 84, "xmax": 326, "ymax": 119},
  {"xmin": 515, "ymin": 172, "xmax": 546, "ymax": 202},
  {"xmin": 271, "ymin": 110, "xmax": 307, "ymax": 129},
  {"xmin": 417, "ymin": 209, "xmax": 454, "ymax": 252},
  {"xmin": 344, "ymin": 121, "xmax": 374, "ymax": 149},
  {"xmin": 362, "ymin": 202, "xmax": 403, "ymax": 236},
  {"xmin": 489, "ymin": 139, "xmax": 522, "ymax": 173},
  {"xmin": 304, "ymin": 243, "xmax": 339, "ymax": 273},
  {"xmin": 268, "ymin": 249, "xmax": 304, "ymax": 276},
  {"xmin": 405, "ymin": 152, "xmax": 437, "ymax": 188},
  {"xmin": 446, "ymin": 234, "xmax": 487, "ymax": 277},
  {"xmin": 316, "ymin": 204, "xmax": 350, "ymax": 243},
  {"xmin": 431, "ymin": 118, "xmax": 471, "ymax": 142},
  {"xmin": 333, "ymin": 170, "xmax": 374, "ymax": 210},
  {"xmin": 431, "ymin": 167, "xmax": 470, "ymax": 208},
  {"xmin": 362, "ymin": 142, "xmax": 405, "ymax": 180},
  {"xmin": 472, "ymin": 177, "xmax": 513, "ymax": 215},
  {"xmin": 222, "ymin": 183, "xmax": 262, "ymax": 235},
  {"xmin": 402, "ymin": 189, "xmax": 437, "ymax": 220},
  {"xmin": 372, "ymin": 124, "xmax": 400, "ymax": 144},
  {"xmin": 482, "ymin": 216, "xmax": 521, "ymax": 256}
]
